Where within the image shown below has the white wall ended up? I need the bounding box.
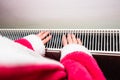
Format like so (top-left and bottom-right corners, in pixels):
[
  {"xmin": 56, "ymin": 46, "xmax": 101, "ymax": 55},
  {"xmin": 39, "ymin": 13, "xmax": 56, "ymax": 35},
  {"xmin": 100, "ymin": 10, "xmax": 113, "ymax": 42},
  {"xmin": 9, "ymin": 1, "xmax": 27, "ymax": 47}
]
[{"xmin": 0, "ymin": 0, "xmax": 120, "ymax": 28}]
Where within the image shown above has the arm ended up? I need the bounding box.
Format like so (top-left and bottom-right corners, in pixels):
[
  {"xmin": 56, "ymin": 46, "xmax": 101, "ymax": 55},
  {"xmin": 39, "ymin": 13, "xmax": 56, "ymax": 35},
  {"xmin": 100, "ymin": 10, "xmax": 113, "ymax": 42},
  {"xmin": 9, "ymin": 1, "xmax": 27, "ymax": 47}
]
[
  {"xmin": 0, "ymin": 33, "xmax": 66, "ymax": 80},
  {"xmin": 15, "ymin": 31, "xmax": 51, "ymax": 56},
  {"xmin": 60, "ymin": 34, "xmax": 106, "ymax": 80}
]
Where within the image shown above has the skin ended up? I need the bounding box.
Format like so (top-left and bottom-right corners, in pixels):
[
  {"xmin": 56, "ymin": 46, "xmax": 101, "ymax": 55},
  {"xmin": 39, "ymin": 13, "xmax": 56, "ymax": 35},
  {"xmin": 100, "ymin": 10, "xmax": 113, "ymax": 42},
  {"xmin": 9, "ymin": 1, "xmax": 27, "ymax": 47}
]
[
  {"xmin": 37, "ymin": 31, "xmax": 82, "ymax": 46},
  {"xmin": 37, "ymin": 31, "xmax": 52, "ymax": 44},
  {"xmin": 62, "ymin": 34, "xmax": 82, "ymax": 46}
]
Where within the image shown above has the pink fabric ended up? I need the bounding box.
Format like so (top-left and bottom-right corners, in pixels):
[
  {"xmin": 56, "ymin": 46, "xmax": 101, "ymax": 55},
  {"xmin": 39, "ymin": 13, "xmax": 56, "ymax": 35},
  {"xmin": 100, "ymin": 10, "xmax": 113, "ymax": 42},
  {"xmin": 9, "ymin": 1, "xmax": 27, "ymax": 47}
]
[
  {"xmin": 0, "ymin": 65, "xmax": 66, "ymax": 80},
  {"xmin": 0, "ymin": 37, "xmax": 106, "ymax": 80},
  {"xmin": 0, "ymin": 52, "xmax": 106, "ymax": 80},
  {"xmin": 61, "ymin": 51, "xmax": 106, "ymax": 80},
  {"xmin": 15, "ymin": 38, "xmax": 34, "ymax": 50}
]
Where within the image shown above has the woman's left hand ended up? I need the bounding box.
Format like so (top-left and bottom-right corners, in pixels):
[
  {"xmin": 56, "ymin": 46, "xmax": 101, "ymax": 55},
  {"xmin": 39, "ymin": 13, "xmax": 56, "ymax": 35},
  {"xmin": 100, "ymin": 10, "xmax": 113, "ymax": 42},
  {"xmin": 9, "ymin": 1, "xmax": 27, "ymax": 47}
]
[{"xmin": 37, "ymin": 31, "xmax": 52, "ymax": 44}]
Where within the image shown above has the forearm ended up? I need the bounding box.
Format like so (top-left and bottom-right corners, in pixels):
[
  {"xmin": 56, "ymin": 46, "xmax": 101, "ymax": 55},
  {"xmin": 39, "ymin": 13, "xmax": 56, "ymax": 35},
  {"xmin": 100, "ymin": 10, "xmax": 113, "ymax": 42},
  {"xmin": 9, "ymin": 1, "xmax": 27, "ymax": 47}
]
[
  {"xmin": 60, "ymin": 44, "xmax": 106, "ymax": 80},
  {"xmin": 15, "ymin": 35, "xmax": 45, "ymax": 56}
]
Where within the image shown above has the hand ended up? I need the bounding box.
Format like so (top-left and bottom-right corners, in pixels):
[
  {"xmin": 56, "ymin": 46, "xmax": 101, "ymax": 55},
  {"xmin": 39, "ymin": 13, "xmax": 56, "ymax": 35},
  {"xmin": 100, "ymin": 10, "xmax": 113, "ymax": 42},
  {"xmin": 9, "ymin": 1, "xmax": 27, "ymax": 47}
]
[
  {"xmin": 62, "ymin": 34, "xmax": 82, "ymax": 46},
  {"xmin": 37, "ymin": 31, "xmax": 52, "ymax": 44}
]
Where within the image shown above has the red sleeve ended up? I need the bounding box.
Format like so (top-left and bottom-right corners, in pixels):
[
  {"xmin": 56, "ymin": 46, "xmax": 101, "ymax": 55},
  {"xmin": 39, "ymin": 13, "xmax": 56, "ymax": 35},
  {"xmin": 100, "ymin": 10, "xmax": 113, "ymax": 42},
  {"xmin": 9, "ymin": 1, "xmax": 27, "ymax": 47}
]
[
  {"xmin": 14, "ymin": 35, "xmax": 45, "ymax": 56},
  {"xmin": 61, "ymin": 51, "xmax": 106, "ymax": 80},
  {"xmin": 0, "ymin": 64, "xmax": 66, "ymax": 80},
  {"xmin": 15, "ymin": 38, "xmax": 34, "ymax": 50}
]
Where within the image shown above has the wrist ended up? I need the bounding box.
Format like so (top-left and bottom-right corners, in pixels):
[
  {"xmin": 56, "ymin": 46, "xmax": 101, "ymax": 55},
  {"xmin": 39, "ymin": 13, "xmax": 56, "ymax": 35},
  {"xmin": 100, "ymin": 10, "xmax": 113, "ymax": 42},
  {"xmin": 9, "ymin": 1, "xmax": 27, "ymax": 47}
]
[{"xmin": 24, "ymin": 35, "xmax": 45, "ymax": 56}]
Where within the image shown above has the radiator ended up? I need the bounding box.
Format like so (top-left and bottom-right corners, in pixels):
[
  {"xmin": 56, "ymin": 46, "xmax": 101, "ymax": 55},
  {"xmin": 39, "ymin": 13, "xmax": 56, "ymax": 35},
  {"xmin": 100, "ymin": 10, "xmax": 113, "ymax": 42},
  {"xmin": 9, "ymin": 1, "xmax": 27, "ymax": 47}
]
[{"xmin": 0, "ymin": 29, "xmax": 120, "ymax": 56}]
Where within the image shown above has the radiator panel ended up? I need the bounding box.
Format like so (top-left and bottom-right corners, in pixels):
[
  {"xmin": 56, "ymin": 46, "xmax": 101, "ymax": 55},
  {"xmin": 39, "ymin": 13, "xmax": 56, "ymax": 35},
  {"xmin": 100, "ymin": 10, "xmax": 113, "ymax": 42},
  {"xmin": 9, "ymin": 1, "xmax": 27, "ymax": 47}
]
[{"xmin": 0, "ymin": 29, "xmax": 120, "ymax": 54}]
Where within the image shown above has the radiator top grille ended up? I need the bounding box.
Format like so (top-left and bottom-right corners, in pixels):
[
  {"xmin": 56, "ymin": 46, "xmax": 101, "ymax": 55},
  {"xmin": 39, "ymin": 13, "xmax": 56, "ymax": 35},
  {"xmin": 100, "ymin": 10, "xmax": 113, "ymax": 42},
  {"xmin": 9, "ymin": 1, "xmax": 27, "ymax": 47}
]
[{"xmin": 0, "ymin": 29, "xmax": 120, "ymax": 54}]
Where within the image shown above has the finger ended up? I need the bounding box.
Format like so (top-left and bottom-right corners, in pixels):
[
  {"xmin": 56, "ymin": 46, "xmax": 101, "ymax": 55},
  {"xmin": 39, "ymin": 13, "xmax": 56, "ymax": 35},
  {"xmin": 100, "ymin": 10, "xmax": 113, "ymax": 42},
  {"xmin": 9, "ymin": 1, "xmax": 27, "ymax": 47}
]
[
  {"xmin": 67, "ymin": 34, "xmax": 72, "ymax": 44},
  {"xmin": 42, "ymin": 35, "xmax": 52, "ymax": 44},
  {"xmin": 38, "ymin": 31, "xmax": 45, "ymax": 36},
  {"xmin": 62, "ymin": 35, "xmax": 67, "ymax": 46},
  {"xmin": 71, "ymin": 34, "xmax": 77, "ymax": 44},
  {"xmin": 77, "ymin": 38, "xmax": 82, "ymax": 45},
  {"xmin": 40, "ymin": 31, "xmax": 50, "ymax": 39}
]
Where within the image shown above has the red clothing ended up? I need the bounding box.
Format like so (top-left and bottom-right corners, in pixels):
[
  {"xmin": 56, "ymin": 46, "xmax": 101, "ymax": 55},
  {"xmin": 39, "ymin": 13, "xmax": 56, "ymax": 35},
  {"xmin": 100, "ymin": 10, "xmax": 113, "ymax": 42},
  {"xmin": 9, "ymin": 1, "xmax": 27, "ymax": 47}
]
[{"xmin": 0, "ymin": 35, "xmax": 106, "ymax": 80}]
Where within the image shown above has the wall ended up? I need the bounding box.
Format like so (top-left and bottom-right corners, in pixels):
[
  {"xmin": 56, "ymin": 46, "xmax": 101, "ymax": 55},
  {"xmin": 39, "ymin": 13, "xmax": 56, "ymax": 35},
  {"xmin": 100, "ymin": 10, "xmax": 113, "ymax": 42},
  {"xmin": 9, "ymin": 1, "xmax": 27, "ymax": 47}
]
[{"xmin": 0, "ymin": 0, "xmax": 120, "ymax": 28}]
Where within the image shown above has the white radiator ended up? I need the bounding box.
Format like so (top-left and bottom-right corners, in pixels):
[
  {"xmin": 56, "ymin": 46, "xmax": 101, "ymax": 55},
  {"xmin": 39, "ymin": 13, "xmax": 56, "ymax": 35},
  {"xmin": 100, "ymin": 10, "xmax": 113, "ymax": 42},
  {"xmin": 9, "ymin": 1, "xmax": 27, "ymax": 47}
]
[{"xmin": 0, "ymin": 29, "xmax": 120, "ymax": 56}]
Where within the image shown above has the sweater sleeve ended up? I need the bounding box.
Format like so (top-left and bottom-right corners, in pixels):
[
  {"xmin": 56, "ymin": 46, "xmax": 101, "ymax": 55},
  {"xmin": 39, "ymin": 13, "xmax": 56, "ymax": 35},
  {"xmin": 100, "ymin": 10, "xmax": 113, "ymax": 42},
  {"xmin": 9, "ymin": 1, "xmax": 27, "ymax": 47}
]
[
  {"xmin": 0, "ymin": 36, "xmax": 66, "ymax": 80},
  {"xmin": 15, "ymin": 35, "xmax": 45, "ymax": 56},
  {"xmin": 60, "ymin": 44, "xmax": 106, "ymax": 80}
]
